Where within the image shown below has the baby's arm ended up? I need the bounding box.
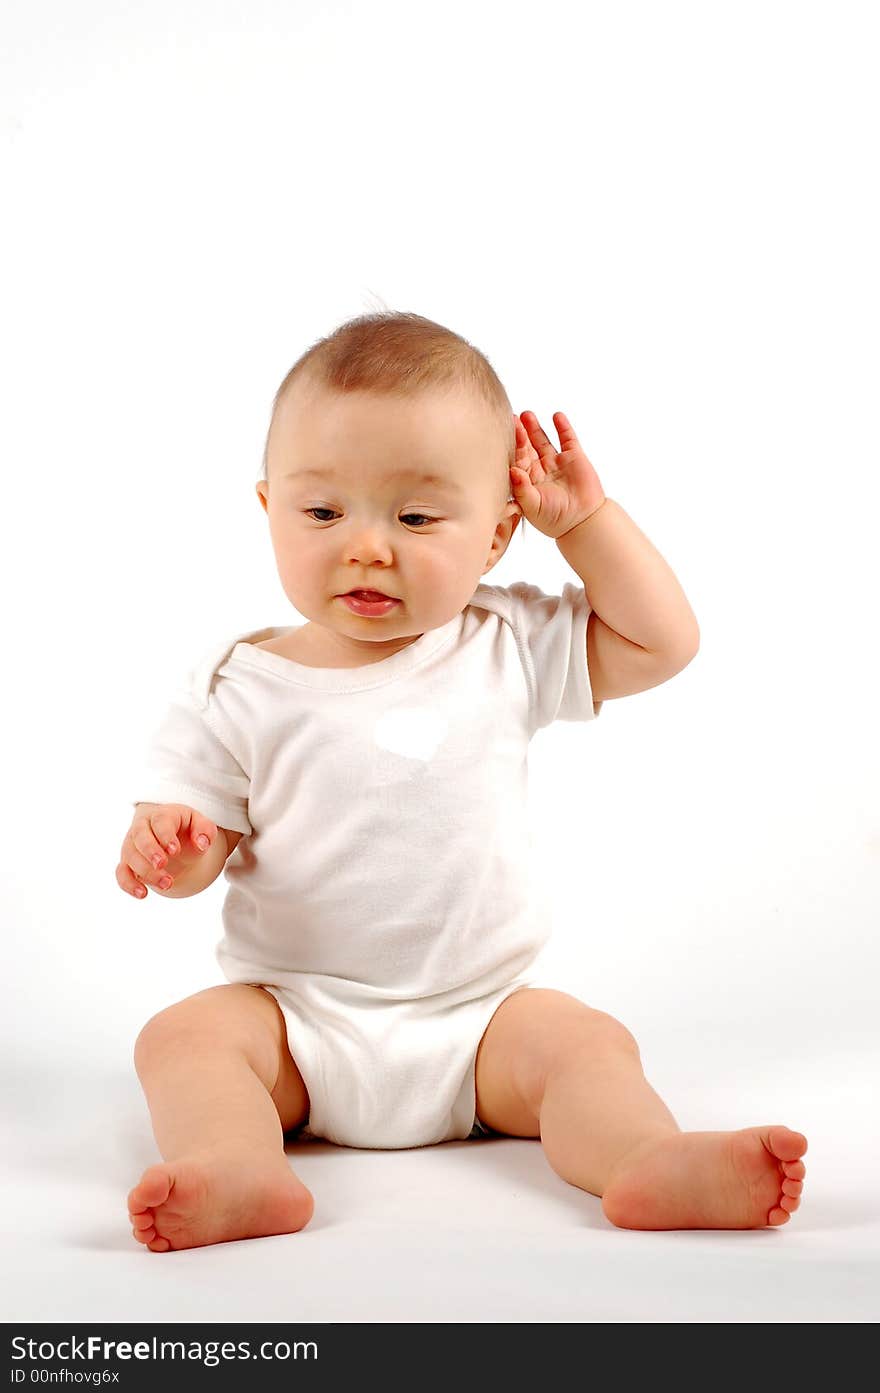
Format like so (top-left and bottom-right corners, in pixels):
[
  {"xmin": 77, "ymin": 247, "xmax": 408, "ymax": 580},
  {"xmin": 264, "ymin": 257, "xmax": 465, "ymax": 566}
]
[
  {"xmin": 560, "ymin": 501, "xmax": 700, "ymax": 704},
  {"xmin": 512, "ymin": 412, "xmax": 699, "ymax": 703},
  {"xmin": 117, "ymin": 802, "xmax": 241, "ymax": 900}
]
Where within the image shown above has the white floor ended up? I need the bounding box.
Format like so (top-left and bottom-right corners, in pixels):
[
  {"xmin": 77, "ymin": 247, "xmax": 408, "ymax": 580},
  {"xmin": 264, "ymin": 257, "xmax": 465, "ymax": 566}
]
[{"xmin": 3, "ymin": 1033, "xmax": 878, "ymax": 1324}]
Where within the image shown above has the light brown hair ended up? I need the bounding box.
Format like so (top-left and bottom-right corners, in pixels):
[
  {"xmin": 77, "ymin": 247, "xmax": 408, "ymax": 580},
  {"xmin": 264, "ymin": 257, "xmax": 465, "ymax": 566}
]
[{"xmin": 259, "ymin": 311, "xmax": 515, "ymax": 503}]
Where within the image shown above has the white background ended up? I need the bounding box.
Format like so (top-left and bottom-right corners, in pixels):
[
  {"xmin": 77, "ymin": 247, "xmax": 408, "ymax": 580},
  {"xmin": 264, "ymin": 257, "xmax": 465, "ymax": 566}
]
[{"xmin": 2, "ymin": 0, "xmax": 877, "ymax": 1323}]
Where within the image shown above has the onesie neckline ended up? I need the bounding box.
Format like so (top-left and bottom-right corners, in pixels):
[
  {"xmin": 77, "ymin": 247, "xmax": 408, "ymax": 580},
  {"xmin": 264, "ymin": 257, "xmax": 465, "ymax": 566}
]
[{"xmin": 228, "ymin": 611, "xmax": 463, "ymax": 692}]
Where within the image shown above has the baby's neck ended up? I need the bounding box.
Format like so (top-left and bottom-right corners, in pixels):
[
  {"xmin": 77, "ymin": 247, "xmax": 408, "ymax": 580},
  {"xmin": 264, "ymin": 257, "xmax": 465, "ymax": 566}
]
[{"xmin": 264, "ymin": 623, "xmax": 422, "ymax": 669}]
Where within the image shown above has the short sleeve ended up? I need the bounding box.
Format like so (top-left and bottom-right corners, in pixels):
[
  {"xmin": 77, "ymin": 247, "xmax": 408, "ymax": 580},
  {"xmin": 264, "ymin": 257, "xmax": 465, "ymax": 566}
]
[
  {"xmin": 131, "ymin": 683, "xmax": 253, "ymax": 836},
  {"xmin": 506, "ymin": 581, "xmax": 602, "ymax": 735}
]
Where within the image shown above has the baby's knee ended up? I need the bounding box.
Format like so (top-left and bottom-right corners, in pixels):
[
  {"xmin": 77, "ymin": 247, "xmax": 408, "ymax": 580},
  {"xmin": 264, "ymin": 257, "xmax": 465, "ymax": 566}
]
[
  {"xmin": 134, "ymin": 1003, "xmax": 194, "ymax": 1077},
  {"xmin": 133, "ymin": 983, "xmax": 296, "ymax": 1097},
  {"xmin": 133, "ymin": 985, "xmax": 250, "ymax": 1076},
  {"xmin": 542, "ymin": 994, "xmax": 642, "ymax": 1073}
]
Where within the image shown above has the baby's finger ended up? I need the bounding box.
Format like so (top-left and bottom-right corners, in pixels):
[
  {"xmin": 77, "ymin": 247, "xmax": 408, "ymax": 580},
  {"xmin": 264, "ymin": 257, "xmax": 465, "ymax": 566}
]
[
  {"xmin": 130, "ymin": 815, "xmax": 175, "ymax": 868},
  {"xmin": 188, "ymin": 816, "xmax": 218, "ymax": 854},
  {"xmin": 148, "ymin": 811, "xmax": 183, "ymax": 859},
  {"xmin": 115, "ymin": 861, "xmax": 150, "ymax": 899},
  {"xmin": 513, "ymin": 416, "xmax": 539, "ymax": 475},
  {"xmin": 126, "ymin": 844, "xmax": 174, "ymax": 892},
  {"xmin": 518, "ymin": 410, "xmax": 554, "ymax": 464},
  {"xmin": 552, "ymin": 410, "xmax": 583, "ymax": 455}
]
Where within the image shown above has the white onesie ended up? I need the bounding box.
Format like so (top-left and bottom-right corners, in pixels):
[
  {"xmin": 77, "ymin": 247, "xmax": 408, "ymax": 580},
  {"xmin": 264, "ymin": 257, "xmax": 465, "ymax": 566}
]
[{"xmin": 132, "ymin": 581, "xmax": 601, "ymax": 1149}]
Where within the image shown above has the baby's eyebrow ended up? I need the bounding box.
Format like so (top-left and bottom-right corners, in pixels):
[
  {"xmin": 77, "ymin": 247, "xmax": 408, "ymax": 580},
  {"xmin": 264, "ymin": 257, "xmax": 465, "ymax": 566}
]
[{"xmin": 283, "ymin": 468, "xmax": 464, "ymax": 494}]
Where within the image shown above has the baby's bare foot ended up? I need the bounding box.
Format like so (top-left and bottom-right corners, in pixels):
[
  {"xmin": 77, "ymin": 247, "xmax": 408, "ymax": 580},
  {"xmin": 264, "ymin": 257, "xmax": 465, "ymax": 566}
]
[
  {"xmin": 127, "ymin": 1147, "xmax": 314, "ymax": 1252},
  {"xmin": 601, "ymin": 1125, "xmax": 807, "ymax": 1231}
]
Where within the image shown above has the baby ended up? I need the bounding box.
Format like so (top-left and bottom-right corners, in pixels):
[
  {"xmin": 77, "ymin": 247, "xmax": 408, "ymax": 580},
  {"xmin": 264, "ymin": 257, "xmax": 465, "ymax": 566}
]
[{"xmin": 119, "ymin": 311, "xmax": 807, "ymax": 1252}]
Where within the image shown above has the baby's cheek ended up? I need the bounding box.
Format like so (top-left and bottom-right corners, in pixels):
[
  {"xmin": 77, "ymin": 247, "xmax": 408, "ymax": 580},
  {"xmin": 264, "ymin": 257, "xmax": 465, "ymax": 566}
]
[
  {"xmin": 276, "ymin": 535, "xmax": 315, "ymax": 586},
  {"xmin": 418, "ymin": 554, "xmax": 464, "ymax": 605}
]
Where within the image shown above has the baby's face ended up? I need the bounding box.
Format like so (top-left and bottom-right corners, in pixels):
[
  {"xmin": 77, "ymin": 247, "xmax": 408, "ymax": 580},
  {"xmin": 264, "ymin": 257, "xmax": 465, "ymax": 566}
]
[{"xmin": 257, "ymin": 382, "xmax": 520, "ymax": 657}]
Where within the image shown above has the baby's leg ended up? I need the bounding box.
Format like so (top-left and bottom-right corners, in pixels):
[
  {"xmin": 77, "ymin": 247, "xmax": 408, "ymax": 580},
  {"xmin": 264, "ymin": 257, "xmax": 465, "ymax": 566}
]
[
  {"xmin": 127, "ymin": 984, "xmax": 314, "ymax": 1252},
  {"xmin": 475, "ymin": 989, "xmax": 807, "ymax": 1230}
]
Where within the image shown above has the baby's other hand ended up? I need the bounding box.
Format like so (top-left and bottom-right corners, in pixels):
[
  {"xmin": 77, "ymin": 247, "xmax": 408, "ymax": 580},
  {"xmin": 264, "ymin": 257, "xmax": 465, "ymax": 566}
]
[{"xmin": 116, "ymin": 803, "xmax": 220, "ymax": 899}]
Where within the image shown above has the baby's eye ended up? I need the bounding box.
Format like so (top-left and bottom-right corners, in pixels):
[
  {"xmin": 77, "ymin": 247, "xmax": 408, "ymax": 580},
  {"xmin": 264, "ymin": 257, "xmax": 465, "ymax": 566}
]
[{"xmin": 303, "ymin": 508, "xmax": 436, "ymax": 526}]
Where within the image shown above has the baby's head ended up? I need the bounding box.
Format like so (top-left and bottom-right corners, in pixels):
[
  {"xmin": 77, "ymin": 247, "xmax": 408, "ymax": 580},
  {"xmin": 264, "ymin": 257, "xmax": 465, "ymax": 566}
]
[{"xmin": 256, "ymin": 311, "xmax": 522, "ymax": 652}]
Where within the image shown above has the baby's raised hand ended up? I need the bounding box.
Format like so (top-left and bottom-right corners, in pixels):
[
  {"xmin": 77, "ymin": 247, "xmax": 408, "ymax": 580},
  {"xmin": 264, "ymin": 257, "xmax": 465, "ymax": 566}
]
[
  {"xmin": 116, "ymin": 803, "xmax": 220, "ymax": 899},
  {"xmin": 511, "ymin": 410, "xmax": 607, "ymax": 538}
]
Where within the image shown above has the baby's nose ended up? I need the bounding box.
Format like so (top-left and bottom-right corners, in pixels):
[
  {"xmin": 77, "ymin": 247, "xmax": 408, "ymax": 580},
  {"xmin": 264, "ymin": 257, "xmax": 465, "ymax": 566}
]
[{"xmin": 344, "ymin": 526, "xmax": 394, "ymax": 564}]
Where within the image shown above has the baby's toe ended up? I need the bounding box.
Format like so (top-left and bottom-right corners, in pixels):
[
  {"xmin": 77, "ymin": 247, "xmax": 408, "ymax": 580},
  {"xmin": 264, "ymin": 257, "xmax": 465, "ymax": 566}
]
[
  {"xmin": 782, "ymin": 1159, "xmax": 806, "ymax": 1181},
  {"xmin": 767, "ymin": 1126, "xmax": 808, "ymax": 1162},
  {"xmin": 127, "ymin": 1164, "xmax": 173, "ymax": 1213},
  {"xmin": 779, "ymin": 1194, "xmax": 800, "ymax": 1214},
  {"xmin": 147, "ymin": 1235, "xmax": 171, "ymax": 1253},
  {"xmin": 768, "ymin": 1206, "xmax": 791, "ymax": 1225},
  {"xmin": 781, "ymin": 1178, "xmax": 803, "ymax": 1198}
]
